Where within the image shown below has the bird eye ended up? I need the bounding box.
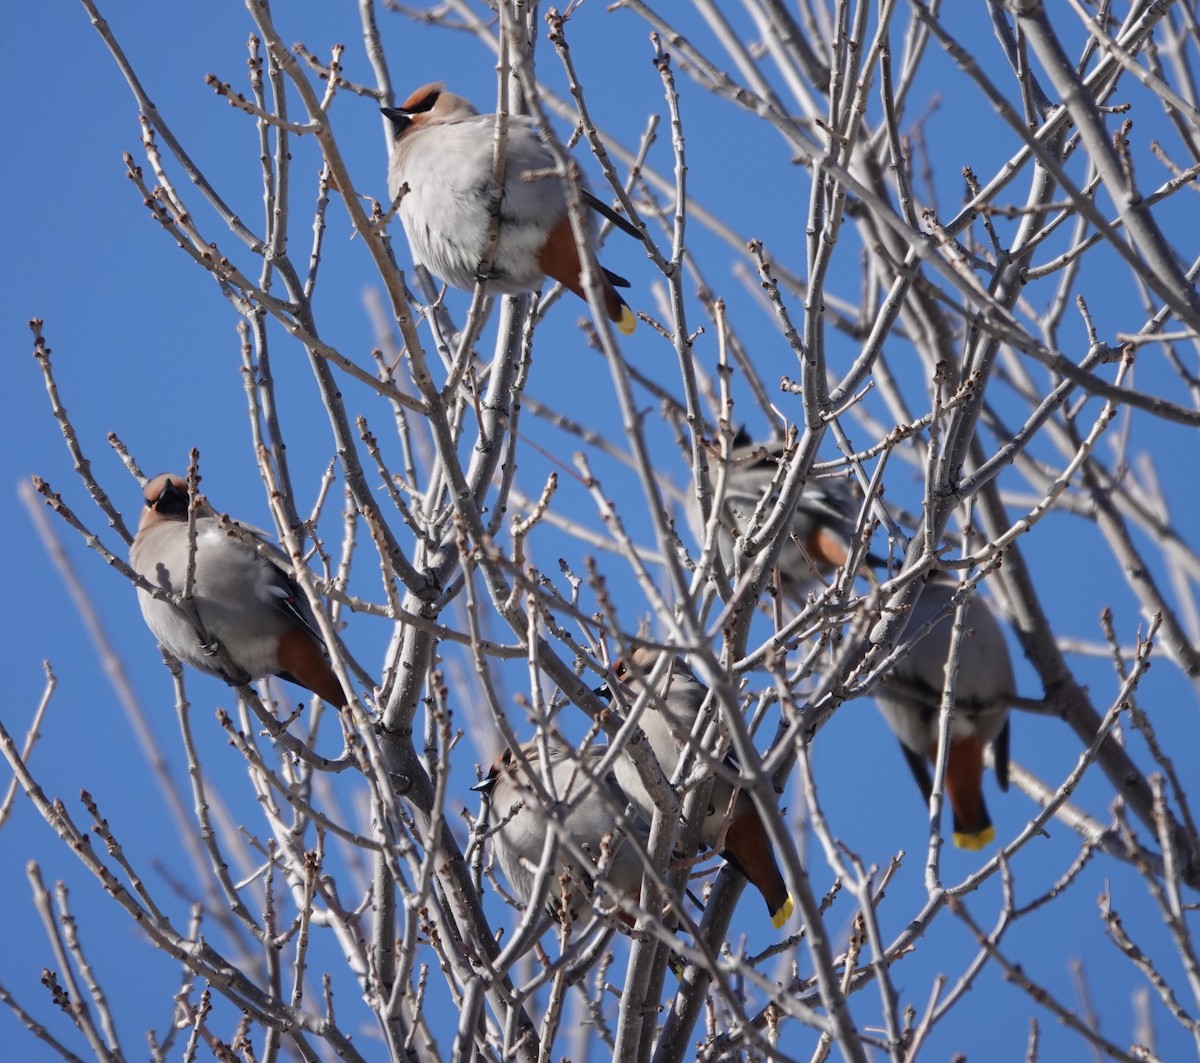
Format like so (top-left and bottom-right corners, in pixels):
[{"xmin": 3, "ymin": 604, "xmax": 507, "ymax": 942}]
[
  {"xmin": 409, "ymin": 90, "xmax": 440, "ymax": 114},
  {"xmin": 613, "ymin": 658, "xmax": 627, "ymax": 678}
]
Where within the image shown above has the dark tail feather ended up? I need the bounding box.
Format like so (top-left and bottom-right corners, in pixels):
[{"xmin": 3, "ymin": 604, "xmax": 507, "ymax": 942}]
[
  {"xmin": 582, "ymin": 189, "xmax": 640, "ymax": 238},
  {"xmin": 900, "ymin": 743, "xmax": 935, "ymax": 802},
  {"xmin": 993, "ymin": 717, "xmax": 1011, "ymax": 791}
]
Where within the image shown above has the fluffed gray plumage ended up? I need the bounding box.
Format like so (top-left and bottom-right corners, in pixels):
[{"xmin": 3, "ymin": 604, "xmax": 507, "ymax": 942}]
[
  {"xmin": 475, "ymin": 739, "xmax": 646, "ymax": 926},
  {"xmin": 599, "ymin": 649, "xmax": 794, "ymax": 928},
  {"xmin": 382, "ymin": 83, "xmax": 636, "ymax": 333},
  {"xmin": 690, "ymin": 432, "xmax": 867, "ymax": 599},
  {"xmin": 873, "ymin": 574, "xmax": 1013, "ymax": 849},
  {"xmin": 130, "ymin": 474, "xmax": 346, "ymax": 707}
]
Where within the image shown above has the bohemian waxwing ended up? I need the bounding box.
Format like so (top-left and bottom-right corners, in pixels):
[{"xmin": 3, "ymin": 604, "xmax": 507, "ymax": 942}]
[
  {"xmin": 598, "ymin": 649, "xmax": 794, "ymax": 929},
  {"xmin": 874, "ymin": 574, "xmax": 1013, "ymax": 850},
  {"xmin": 381, "ymin": 83, "xmax": 637, "ymax": 334},
  {"xmin": 474, "ymin": 740, "xmax": 646, "ymax": 927},
  {"xmin": 130, "ymin": 474, "xmax": 347, "ymax": 708},
  {"xmin": 691, "ymin": 430, "xmax": 869, "ymax": 600}
]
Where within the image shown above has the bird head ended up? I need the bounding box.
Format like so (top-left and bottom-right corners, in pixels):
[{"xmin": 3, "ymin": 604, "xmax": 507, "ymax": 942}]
[
  {"xmin": 594, "ymin": 647, "xmax": 696, "ymax": 703},
  {"xmin": 140, "ymin": 473, "xmax": 210, "ymax": 527},
  {"xmin": 472, "ymin": 744, "xmax": 512, "ymax": 796},
  {"xmin": 381, "ymin": 82, "xmax": 476, "ymax": 138}
]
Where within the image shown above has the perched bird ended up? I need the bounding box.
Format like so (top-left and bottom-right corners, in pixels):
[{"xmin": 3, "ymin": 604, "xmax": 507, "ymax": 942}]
[
  {"xmin": 474, "ymin": 740, "xmax": 646, "ymax": 927},
  {"xmin": 598, "ymin": 649, "xmax": 794, "ymax": 929},
  {"xmin": 690, "ymin": 430, "xmax": 869, "ymax": 599},
  {"xmin": 382, "ymin": 83, "xmax": 637, "ymax": 334},
  {"xmin": 130, "ymin": 474, "xmax": 347, "ymax": 707},
  {"xmin": 873, "ymin": 575, "xmax": 1013, "ymax": 850}
]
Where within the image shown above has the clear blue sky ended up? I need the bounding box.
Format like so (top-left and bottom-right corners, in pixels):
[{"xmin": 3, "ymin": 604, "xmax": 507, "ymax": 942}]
[{"xmin": 4, "ymin": 3, "xmax": 1198, "ymax": 1060}]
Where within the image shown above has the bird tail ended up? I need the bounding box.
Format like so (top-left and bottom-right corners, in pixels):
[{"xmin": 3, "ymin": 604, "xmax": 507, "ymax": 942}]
[
  {"xmin": 946, "ymin": 734, "xmax": 994, "ymax": 850},
  {"xmin": 537, "ymin": 218, "xmax": 636, "ymax": 334},
  {"xmin": 276, "ymin": 629, "xmax": 348, "ymax": 708},
  {"xmin": 610, "ymin": 295, "xmax": 637, "ymax": 335},
  {"xmin": 953, "ymin": 821, "xmax": 996, "ymax": 850},
  {"xmin": 598, "ymin": 269, "xmax": 636, "ymax": 334},
  {"xmin": 770, "ymin": 891, "xmax": 795, "ymax": 929},
  {"xmin": 721, "ymin": 810, "xmax": 793, "ymax": 928}
]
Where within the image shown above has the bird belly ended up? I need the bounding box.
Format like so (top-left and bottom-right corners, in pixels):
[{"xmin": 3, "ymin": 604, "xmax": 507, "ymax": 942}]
[
  {"xmin": 135, "ymin": 589, "xmax": 225, "ymax": 677},
  {"xmin": 491, "ymin": 822, "xmax": 539, "ymax": 911},
  {"xmin": 402, "ymin": 196, "xmax": 551, "ymax": 295},
  {"xmin": 136, "ymin": 585, "xmax": 285, "ymax": 682},
  {"xmin": 698, "ymin": 781, "xmax": 741, "ymax": 850},
  {"xmin": 875, "ymin": 693, "xmax": 937, "ymax": 754},
  {"xmin": 611, "ymin": 757, "xmax": 657, "ymax": 828},
  {"xmin": 613, "ymin": 713, "xmax": 682, "ymax": 822},
  {"xmin": 494, "ymin": 815, "xmax": 594, "ymax": 921},
  {"xmin": 876, "ymin": 690, "xmax": 1005, "ymax": 751}
]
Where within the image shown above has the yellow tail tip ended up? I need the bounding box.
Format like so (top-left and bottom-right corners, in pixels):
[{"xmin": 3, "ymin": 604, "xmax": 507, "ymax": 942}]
[
  {"xmin": 617, "ymin": 306, "xmax": 636, "ymax": 335},
  {"xmin": 953, "ymin": 825, "xmax": 996, "ymax": 851},
  {"xmin": 771, "ymin": 894, "xmax": 795, "ymax": 929}
]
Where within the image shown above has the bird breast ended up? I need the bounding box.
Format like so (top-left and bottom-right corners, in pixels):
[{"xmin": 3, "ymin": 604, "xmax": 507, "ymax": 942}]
[
  {"xmin": 131, "ymin": 521, "xmax": 295, "ymax": 680},
  {"xmin": 390, "ymin": 117, "xmax": 573, "ymax": 294},
  {"xmin": 875, "ymin": 590, "xmax": 1013, "ymax": 750},
  {"xmin": 490, "ymin": 752, "xmax": 643, "ymax": 919}
]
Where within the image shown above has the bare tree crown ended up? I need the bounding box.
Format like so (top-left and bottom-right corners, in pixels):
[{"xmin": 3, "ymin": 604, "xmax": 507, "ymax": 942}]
[{"xmin": 7, "ymin": 2, "xmax": 1200, "ymax": 1061}]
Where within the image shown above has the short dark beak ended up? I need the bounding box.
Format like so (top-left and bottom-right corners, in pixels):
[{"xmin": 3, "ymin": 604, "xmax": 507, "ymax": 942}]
[
  {"xmin": 380, "ymin": 106, "xmax": 411, "ymax": 132},
  {"xmin": 161, "ymin": 478, "xmax": 188, "ymax": 501},
  {"xmin": 593, "ymin": 683, "xmax": 613, "ymax": 702},
  {"xmin": 153, "ymin": 477, "xmax": 192, "ymax": 519},
  {"xmin": 472, "ymin": 774, "xmax": 497, "ymax": 795}
]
